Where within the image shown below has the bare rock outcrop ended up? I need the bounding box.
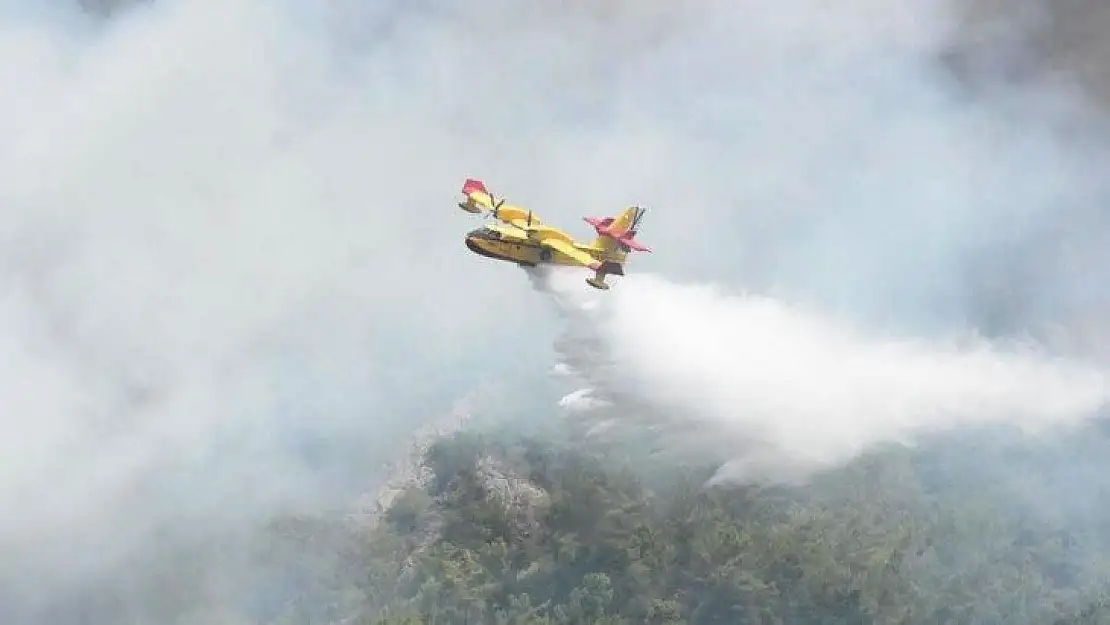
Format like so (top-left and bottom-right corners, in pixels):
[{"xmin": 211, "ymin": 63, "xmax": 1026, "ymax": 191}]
[
  {"xmin": 474, "ymin": 454, "xmax": 551, "ymax": 542},
  {"xmin": 348, "ymin": 392, "xmax": 481, "ymax": 531}
]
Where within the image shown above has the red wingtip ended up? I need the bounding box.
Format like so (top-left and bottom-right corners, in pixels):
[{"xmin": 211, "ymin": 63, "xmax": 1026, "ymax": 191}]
[
  {"xmin": 621, "ymin": 236, "xmax": 651, "ymax": 253},
  {"xmin": 462, "ymin": 178, "xmax": 487, "ymax": 196},
  {"xmin": 584, "ymin": 216, "xmax": 614, "ymax": 233}
]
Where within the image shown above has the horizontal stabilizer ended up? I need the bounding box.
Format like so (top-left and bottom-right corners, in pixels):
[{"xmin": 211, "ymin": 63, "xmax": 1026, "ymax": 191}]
[
  {"xmin": 584, "ymin": 216, "xmax": 613, "ymax": 230},
  {"xmin": 617, "ymin": 235, "xmax": 651, "ymax": 252},
  {"xmin": 584, "ymin": 213, "xmax": 651, "ymax": 253}
]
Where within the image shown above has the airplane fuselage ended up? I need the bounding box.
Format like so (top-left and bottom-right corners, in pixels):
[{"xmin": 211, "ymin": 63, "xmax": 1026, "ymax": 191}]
[{"xmin": 464, "ymin": 224, "xmax": 625, "ymax": 271}]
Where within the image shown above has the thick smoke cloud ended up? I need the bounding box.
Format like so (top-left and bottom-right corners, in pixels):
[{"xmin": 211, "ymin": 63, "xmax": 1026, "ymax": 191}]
[
  {"xmin": 0, "ymin": 1, "xmax": 552, "ymax": 621},
  {"xmin": 3, "ymin": 0, "xmax": 1110, "ymax": 622},
  {"xmin": 516, "ymin": 0, "xmax": 1110, "ymax": 487},
  {"xmin": 536, "ymin": 267, "xmax": 1110, "ymax": 483}
]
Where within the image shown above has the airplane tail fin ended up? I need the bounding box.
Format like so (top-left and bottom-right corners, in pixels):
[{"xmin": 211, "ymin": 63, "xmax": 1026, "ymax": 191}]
[
  {"xmin": 584, "ymin": 206, "xmax": 651, "ymax": 255},
  {"xmin": 582, "ymin": 206, "xmax": 648, "ymax": 290}
]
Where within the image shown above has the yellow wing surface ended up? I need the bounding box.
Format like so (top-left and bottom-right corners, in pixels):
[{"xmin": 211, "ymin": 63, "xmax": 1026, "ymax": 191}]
[
  {"xmin": 458, "ymin": 178, "xmax": 497, "ymax": 213},
  {"xmin": 459, "ymin": 178, "xmax": 545, "ymax": 227},
  {"xmin": 498, "ymin": 206, "xmax": 543, "ymax": 229},
  {"xmin": 539, "ymin": 237, "xmax": 601, "ymax": 269}
]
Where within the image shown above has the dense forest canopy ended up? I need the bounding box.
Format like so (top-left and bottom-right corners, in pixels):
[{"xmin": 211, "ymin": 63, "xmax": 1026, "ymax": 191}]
[{"xmin": 255, "ymin": 422, "xmax": 1110, "ymax": 625}]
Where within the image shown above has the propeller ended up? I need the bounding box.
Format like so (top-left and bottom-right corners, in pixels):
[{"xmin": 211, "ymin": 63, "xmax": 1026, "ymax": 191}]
[{"xmin": 630, "ymin": 205, "xmax": 645, "ymax": 231}]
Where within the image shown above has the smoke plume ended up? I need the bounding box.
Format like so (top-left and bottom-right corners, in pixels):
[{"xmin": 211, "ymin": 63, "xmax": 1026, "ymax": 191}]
[{"xmin": 535, "ymin": 267, "xmax": 1110, "ymax": 483}]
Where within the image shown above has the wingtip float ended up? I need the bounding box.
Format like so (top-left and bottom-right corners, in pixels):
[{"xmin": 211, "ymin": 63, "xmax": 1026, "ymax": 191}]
[{"xmin": 457, "ymin": 177, "xmax": 651, "ymax": 291}]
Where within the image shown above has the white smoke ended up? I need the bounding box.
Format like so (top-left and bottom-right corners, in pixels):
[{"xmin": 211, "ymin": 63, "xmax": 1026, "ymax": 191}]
[
  {"xmin": 557, "ymin": 387, "xmax": 612, "ymax": 413},
  {"xmin": 533, "ymin": 266, "xmax": 1110, "ymax": 483},
  {"xmin": 5, "ymin": 0, "xmax": 1110, "ymax": 620}
]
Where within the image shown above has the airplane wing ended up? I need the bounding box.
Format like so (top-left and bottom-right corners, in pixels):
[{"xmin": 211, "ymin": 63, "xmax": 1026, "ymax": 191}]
[
  {"xmin": 539, "ymin": 237, "xmax": 601, "ymax": 269},
  {"xmin": 459, "ymin": 178, "xmax": 545, "ymax": 227},
  {"xmin": 459, "ymin": 178, "xmax": 498, "ymax": 213},
  {"xmin": 501, "ymin": 207, "xmax": 544, "ymax": 230}
]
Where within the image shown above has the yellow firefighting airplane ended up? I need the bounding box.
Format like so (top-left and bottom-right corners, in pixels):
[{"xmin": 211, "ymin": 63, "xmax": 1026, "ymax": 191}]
[{"xmin": 458, "ymin": 178, "xmax": 651, "ymax": 290}]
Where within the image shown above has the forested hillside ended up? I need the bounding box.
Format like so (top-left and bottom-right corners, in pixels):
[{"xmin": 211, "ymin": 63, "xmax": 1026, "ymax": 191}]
[{"xmin": 262, "ymin": 424, "xmax": 1110, "ymax": 625}]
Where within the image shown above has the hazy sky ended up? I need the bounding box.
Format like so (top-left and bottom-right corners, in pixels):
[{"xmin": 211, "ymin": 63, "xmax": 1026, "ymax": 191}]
[{"xmin": 3, "ymin": 0, "xmax": 1110, "ymax": 622}]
